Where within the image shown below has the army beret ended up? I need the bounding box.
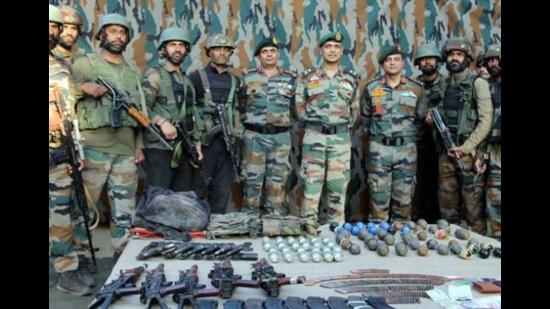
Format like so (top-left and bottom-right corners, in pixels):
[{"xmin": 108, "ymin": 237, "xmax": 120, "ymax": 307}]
[
  {"xmin": 254, "ymin": 37, "xmax": 279, "ymax": 56},
  {"xmin": 319, "ymin": 32, "xmax": 344, "ymax": 47},
  {"xmin": 379, "ymin": 44, "xmax": 403, "ymax": 64}
]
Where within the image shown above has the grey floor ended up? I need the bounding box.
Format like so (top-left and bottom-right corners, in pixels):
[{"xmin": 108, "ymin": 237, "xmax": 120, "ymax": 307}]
[{"xmin": 49, "ymin": 227, "xmax": 116, "ymax": 309}]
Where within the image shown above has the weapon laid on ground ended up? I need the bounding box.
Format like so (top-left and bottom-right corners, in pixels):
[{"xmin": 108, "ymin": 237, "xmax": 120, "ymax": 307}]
[
  {"xmin": 88, "ymin": 265, "xmax": 145, "ymax": 309},
  {"xmin": 208, "ymin": 260, "xmax": 260, "ymax": 298},
  {"xmin": 173, "ymin": 121, "xmax": 210, "ymax": 183},
  {"xmin": 52, "ymin": 86, "xmax": 97, "ymax": 267},
  {"xmin": 135, "ymin": 241, "xmax": 258, "ymax": 261},
  {"xmin": 250, "ymin": 258, "xmax": 306, "ymax": 297},
  {"xmin": 138, "ymin": 263, "xmax": 176, "ymax": 309},
  {"xmin": 172, "ymin": 265, "xmax": 223, "ymax": 309},
  {"xmin": 430, "ymin": 108, "xmax": 466, "ymax": 175},
  {"xmin": 137, "ymin": 242, "xmax": 173, "ymax": 261},
  {"xmin": 215, "ymin": 104, "xmax": 242, "ymax": 182},
  {"xmin": 96, "ymin": 76, "xmax": 173, "ymax": 151}
]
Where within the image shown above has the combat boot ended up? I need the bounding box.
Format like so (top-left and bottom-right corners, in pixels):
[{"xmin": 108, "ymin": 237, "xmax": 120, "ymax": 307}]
[
  {"xmin": 56, "ymin": 270, "xmax": 92, "ymax": 296},
  {"xmin": 77, "ymin": 267, "xmax": 96, "ymax": 287}
]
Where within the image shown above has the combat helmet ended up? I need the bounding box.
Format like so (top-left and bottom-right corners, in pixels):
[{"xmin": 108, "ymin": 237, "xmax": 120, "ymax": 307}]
[
  {"xmin": 442, "ymin": 38, "xmax": 474, "ymax": 61},
  {"xmin": 414, "ymin": 43, "xmax": 441, "ymax": 65},
  {"xmin": 95, "ymin": 13, "xmax": 131, "ymax": 40},
  {"xmin": 49, "ymin": 5, "xmax": 63, "ymax": 26},
  {"xmin": 204, "ymin": 34, "xmax": 235, "ymax": 50},
  {"xmin": 59, "ymin": 5, "xmax": 82, "ymax": 31},
  {"xmin": 158, "ymin": 27, "xmax": 191, "ymax": 50}
]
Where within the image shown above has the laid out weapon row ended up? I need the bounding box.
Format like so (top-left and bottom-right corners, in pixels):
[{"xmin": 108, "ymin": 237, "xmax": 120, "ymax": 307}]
[
  {"xmin": 136, "ymin": 241, "xmax": 258, "ymax": 261},
  {"xmin": 88, "ymin": 259, "xmax": 306, "ymax": 309}
]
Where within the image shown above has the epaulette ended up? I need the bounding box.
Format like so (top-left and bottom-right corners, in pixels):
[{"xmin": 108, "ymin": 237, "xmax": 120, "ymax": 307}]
[
  {"xmin": 301, "ymin": 68, "xmax": 315, "ymax": 78},
  {"xmin": 366, "ymin": 76, "xmax": 382, "ymax": 86},
  {"xmin": 405, "ymin": 76, "xmax": 423, "ymax": 88},
  {"xmin": 242, "ymin": 67, "xmax": 259, "ymax": 75},
  {"xmin": 283, "ymin": 69, "xmax": 298, "ymax": 78},
  {"xmin": 342, "ymin": 68, "xmax": 359, "ymax": 80}
]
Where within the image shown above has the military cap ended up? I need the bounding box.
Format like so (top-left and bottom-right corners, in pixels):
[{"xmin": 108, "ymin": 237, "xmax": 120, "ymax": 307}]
[
  {"xmin": 254, "ymin": 37, "xmax": 279, "ymax": 56},
  {"xmin": 379, "ymin": 44, "xmax": 403, "ymax": 64},
  {"xmin": 319, "ymin": 32, "xmax": 344, "ymax": 47}
]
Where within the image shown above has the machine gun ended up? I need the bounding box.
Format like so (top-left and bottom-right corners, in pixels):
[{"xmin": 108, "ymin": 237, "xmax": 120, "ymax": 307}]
[
  {"xmin": 96, "ymin": 76, "xmax": 173, "ymax": 151},
  {"xmin": 251, "ymin": 258, "xmax": 306, "ymax": 297},
  {"xmin": 430, "ymin": 108, "xmax": 466, "ymax": 175},
  {"xmin": 52, "ymin": 85, "xmax": 97, "ymax": 267},
  {"xmin": 88, "ymin": 265, "xmax": 145, "ymax": 309},
  {"xmin": 173, "ymin": 121, "xmax": 210, "ymax": 184}
]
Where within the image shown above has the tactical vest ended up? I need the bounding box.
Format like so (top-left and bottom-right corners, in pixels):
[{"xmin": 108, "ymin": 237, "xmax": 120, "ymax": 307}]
[
  {"xmin": 489, "ymin": 81, "xmax": 501, "ymax": 144},
  {"xmin": 440, "ymin": 74, "xmax": 479, "ymax": 144},
  {"xmin": 77, "ymin": 53, "xmax": 144, "ymax": 130},
  {"xmin": 154, "ymin": 65, "xmax": 195, "ymax": 125},
  {"xmin": 197, "ymin": 69, "xmax": 237, "ymax": 133},
  {"xmin": 418, "ymin": 74, "xmax": 446, "ymax": 108}
]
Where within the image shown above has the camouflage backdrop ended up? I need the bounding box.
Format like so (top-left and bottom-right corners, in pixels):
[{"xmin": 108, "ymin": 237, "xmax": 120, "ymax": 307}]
[{"xmin": 49, "ymin": 0, "xmax": 501, "ymax": 219}]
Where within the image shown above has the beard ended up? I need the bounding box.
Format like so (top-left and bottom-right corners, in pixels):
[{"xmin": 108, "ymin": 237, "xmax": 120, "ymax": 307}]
[
  {"xmin": 488, "ymin": 66, "xmax": 501, "ymax": 78},
  {"xmin": 100, "ymin": 39, "xmax": 127, "ymax": 54},
  {"xmin": 420, "ymin": 64, "xmax": 437, "ymax": 76},
  {"xmin": 167, "ymin": 52, "xmax": 184, "ymax": 65},
  {"xmin": 446, "ymin": 60, "xmax": 467, "ymax": 73},
  {"xmin": 49, "ymin": 35, "xmax": 59, "ymax": 51},
  {"xmin": 59, "ymin": 36, "xmax": 76, "ymax": 50}
]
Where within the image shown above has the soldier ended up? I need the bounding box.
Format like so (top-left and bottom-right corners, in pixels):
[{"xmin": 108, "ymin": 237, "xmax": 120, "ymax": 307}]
[
  {"xmin": 425, "ymin": 38, "xmax": 493, "ymax": 234},
  {"xmin": 72, "ymin": 13, "xmax": 146, "ymax": 256},
  {"xmin": 475, "ymin": 43, "xmax": 501, "ymax": 239},
  {"xmin": 49, "ymin": 4, "xmax": 94, "ymax": 296},
  {"xmin": 52, "ymin": 5, "xmax": 85, "ymax": 63},
  {"xmin": 142, "ymin": 27, "xmax": 203, "ymax": 191},
  {"xmin": 411, "ymin": 43, "xmax": 444, "ymax": 222},
  {"xmin": 295, "ymin": 32, "xmax": 360, "ymax": 234},
  {"xmin": 361, "ymin": 44, "xmax": 427, "ymax": 223},
  {"xmin": 475, "ymin": 51, "xmax": 490, "ymax": 80},
  {"xmin": 240, "ymin": 37, "xmax": 297, "ymax": 218},
  {"xmin": 189, "ymin": 34, "xmax": 243, "ymax": 214}
]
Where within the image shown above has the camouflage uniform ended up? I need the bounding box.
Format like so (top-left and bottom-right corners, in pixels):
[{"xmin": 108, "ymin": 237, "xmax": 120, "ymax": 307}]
[
  {"xmin": 72, "ymin": 14, "xmax": 145, "ymax": 254},
  {"xmin": 49, "ymin": 55, "xmax": 79, "ymax": 273},
  {"xmin": 241, "ymin": 59, "xmax": 297, "ymax": 217},
  {"xmin": 52, "ymin": 5, "xmax": 85, "ymax": 64},
  {"xmin": 436, "ymin": 38, "xmax": 493, "ymax": 234},
  {"xmin": 361, "ymin": 45, "xmax": 427, "ymax": 223},
  {"xmin": 482, "ymin": 44, "xmax": 501, "ymax": 238},
  {"xmin": 142, "ymin": 28, "xmax": 202, "ymax": 192},
  {"xmin": 295, "ymin": 32, "xmax": 360, "ymax": 231}
]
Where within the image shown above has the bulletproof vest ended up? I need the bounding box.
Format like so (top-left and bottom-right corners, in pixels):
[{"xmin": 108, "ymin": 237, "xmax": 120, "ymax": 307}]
[
  {"xmin": 197, "ymin": 69, "xmax": 236, "ymax": 133},
  {"xmin": 156, "ymin": 65, "xmax": 195, "ymax": 129},
  {"xmin": 489, "ymin": 81, "xmax": 501, "ymax": 144},
  {"xmin": 423, "ymin": 75, "xmax": 446, "ymax": 108},
  {"xmin": 441, "ymin": 74, "xmax": 478, "ymax": 142},
  {"xmin": 77, "ymin": 53, "xmax": 142, "ymax": 130}
]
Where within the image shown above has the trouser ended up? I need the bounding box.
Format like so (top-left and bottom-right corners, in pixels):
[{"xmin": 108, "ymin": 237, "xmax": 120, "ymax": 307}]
[
  {"xmin": 143, "ymin": 148, "xmax": 193, "ymax": 192},
  {"xmin": 485, "ymin": 144, "xmax": 501, "ymax": 237},
  {"xmin": 411, "ymin": 127, "xmax": 440, "ymax": 222}
]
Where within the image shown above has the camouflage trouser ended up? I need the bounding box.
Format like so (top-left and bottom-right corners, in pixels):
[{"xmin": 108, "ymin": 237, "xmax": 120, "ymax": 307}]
[
  {"xmin": 438, "ymin": 153, "xmax": 486, "ymax": 234},
  {"xmin": 485, "ymin": 144, "xmax": 501, "ymax": 237},
  {"xmin": 367, "ymin": 140, "xmax": 417, "ymax": 223},
  {"xmin": 300, "ymin": 128, "xmax": 351, "ymax": 227},
  {"xmin": 49, "ymin": 162, "xmax": 79, "ymax": 273},
  {"xmin": 242, "ymin": 129, "xmax": 291, "ymax": 217},
  {"xmin": 76, "ymin": 148, "xmax": 138, "ymax": 254}
]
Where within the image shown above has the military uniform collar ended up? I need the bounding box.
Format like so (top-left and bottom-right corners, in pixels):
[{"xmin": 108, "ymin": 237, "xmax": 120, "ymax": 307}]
[
  {"xmin": 162, "ymin": 58, "xmax": 183, "ymax": 74},
  {"xmin": 318, "ymin": 66, "xmax": 345, "ymax": 78},
  {"xmin": 379, "ymin": 74, "xmax": 407, "ymax": 85},
  {"xmin": 255, "ymin": 66, "xmax": 284, "ymax": 76},
  {"xmin": 207, "ymin": 62, "xmax": 231, "ymax": 75},
  {"xmin": 450, "ymin": 69, "xmax": 470, "ymax": 83},
  {"xmin": 52, "ymin": 45, "xmax": 75, "ymax": 59}
]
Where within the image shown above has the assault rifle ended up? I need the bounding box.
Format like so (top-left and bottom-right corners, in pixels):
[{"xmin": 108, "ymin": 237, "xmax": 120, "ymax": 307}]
[
  {"xmin": 172, "ymin": 265, "xmax": 223, "ymax": 309},
  {"xmin": 208, "ymin": 260, "xmax": 260, "ymax": 298},
  {"xmin": 430, "ymin": 108, "xmax": 466, "ymax": 175},
  {"xmin": 215, "ymin": 104, "xmax": 242, "ymax": 182},
  {"xmin": 251, "ymin": 258, "xmax": 306, "ymax": 297},
  {"xmin": 96, "ymin": 76, "xmax": 173, "ymax": 151},
  {"xmin": 173, "ymin": 121, "xmax": 210, "ymax": 183},
  {"xmin": 88, "ymin": 265, "xmax": 145, "ymax": 309}
]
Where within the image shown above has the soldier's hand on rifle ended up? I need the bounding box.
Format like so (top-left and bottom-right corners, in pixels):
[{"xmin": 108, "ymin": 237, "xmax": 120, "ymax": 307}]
[
  {"xmin": 448, "ymin": 146, "xmax": 465, "ymax": 159},
  {"xmin": 135, "ymin": 147, "xmax": 145, "ymax": 164},
  {"xmin": 81, "ymin": 82, "xmax": 108, "ymax": 98},
  {"xmin": 474, "ymin": 157, "xmax": 487, "ymax": 174},
  {"xmin": 190, "ymin": 144, "xmax": 204, "ymax": 168},
  {"xmin": 158, "ymin": 120, "xmax": 177, "ymax": 140},
  {"xmin": 66, "ymin": 158, "xmax": 84, "ymax": 175},
  {"xmin": 425, "ymin": 110, "xmax": 434, "ymax": 125}
]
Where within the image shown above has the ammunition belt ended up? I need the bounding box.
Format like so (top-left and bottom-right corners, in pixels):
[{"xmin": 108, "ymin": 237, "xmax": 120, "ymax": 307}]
[
  {"xmin": 306, "ymin": 272, "xmax": 450, "ymax": 286},
  {"xmin": 336, "ymin": 284, "xmax": 434, "ymax": 295},
  {"xmin": 350, "ymin": 269, "xmax": 390, "ymax": 274},
  {"xmin": 321, "ymin": 277, "xmax": 447, "ymax": 288},
  {"xmin": 362, "ymin": 294, "xmax": 421, "ymax": 305}
]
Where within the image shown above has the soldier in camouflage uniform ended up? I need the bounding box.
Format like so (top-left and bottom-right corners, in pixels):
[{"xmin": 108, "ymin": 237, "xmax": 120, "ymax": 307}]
[
  {"xmin": 240, "ymin": 37, "xmax": 297, "ymax": 218},
  {"xmin": 411, "ymin": 43, "xmax": 444, "ymax": 223},
  {"xmin": 475, "ymin": 49, "xmax": 490, "ymax": 80},
  {"xmin": 295, "ymin": 32, "xmax": 360, "ymax": 234},
  {"xmin": 189, "ymin": 34, "xmax": 243, "ymax": 214},
  {"xmin": 49, "ymin": 4, "xmax": 94, "ymax": 296},
  {"xmin": 73, "ymin": 13, "xmax": 146, "ymax": 256},
  {"xmin": 142, "ymin": 27, "xmax": 203, "ymax": 191},
  {"xmin": 475, "ymin": 44, "xmax": 501, "ymax": 239},
  {"xmin": 425, "ymin": 38, "xmax": 493, "ymax": 234},
  {"xmin": 52, "ymin": 5, "xmax": 85, "ymax": 63},
  {"xmin": 361, "ymin": 44, "xmax": 427, "ymax": 223}
]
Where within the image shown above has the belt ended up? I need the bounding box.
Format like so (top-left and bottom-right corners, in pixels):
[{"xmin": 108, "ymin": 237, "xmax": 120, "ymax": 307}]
[
  {"xmin": 371, "ymin": 135, "xmax": 415, "ymax": 146},
  {"xmin": 307, "ymin": 123, "xmax": 349, "ymax": 135},
  {"xmin": 244, "ymin": 123, "xmax": 290, "ymax": 134}
]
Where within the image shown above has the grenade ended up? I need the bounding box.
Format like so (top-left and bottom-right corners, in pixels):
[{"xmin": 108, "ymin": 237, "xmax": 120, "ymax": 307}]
[
  {"xmin": 335, "ymin": 231, "xmax": 351, "ymax": 244},
  {"xmin": 283, "ymin": 254, "xmax": 293, "ymax": 263},
  {"xmin": 312, "ymin": 242, "xmax": 322, "ymax": 249},
  {"xmin": 329, "ymin": 222, "xmax": 339, "ymax": 232},
  {"xmin": 400, "ymin": 225, "xmax": 411, "ymax": 234},
  {"xmin": 436, "ymin": 244, "xmax": 449, "ymax": 255},
  {"xmin": 387, "ymin": 225, "xmax": 397, "ymax": 235},
  {"xmin": 327, "ymin": 241, "xmax": 336, "ymax": 249},
  {"xmin": 366, "ymin": 238, "xmax": 379, "ymax": 251},
  {"xmin": 392, "ymin": 222, "xmax": 403, "ymax": 231},
  {"xmin": 358, "ymin": 229, "xmax": 370, "ymax": 241},
  {"xmin": 380, "ymin": 222, "xmax": 390, "ymax": 231},
  {"xmin": 287, "ymin": 236, "xmax": 296, "ymax": 244},
  {"xmin": 301, "ymin": 243, "xmax": 311, "ymax": 251},
  {"xmin": 401, "ymin": 233, "xmax": 414, "ymax": 245},
  {"xmin": 467, "ymin": 238, "xmax": 480, "ymax": 248},
  {"xmin": 262, "ymin": 236, "xmax": 271, "ymax": 243},
  {"xmin": 368, "ymin": 226, "xmax": 378, "ymax": 235},
  {"xmin": 406, "ymin": 221, "xmax": 416, "ymax": 229},
  {"xmin": 384, "ymin": 234, "xmax": 395, "ymax": 246},
  {"xmin": 408, "ymin": 239, "xmax": 420, "ymax": 250},
  {"xmin": 323, "ymin": 252, "xmax": 334, "ymax": 262},
  {"xmin": 416, "ymin": 219, "xmax": 428, "ymax": 230},
  {"xmin": 455, "ymin": 228, "xmax": 471, "ymax": 240},
  {"xmin": 417, "ymin": 230, "xmax": 428, "ymax": 241},
  {"xmin": 417, "ymin": 244, "xmax": 429, "ymax": 256},
  {"xmin": 413, "ymin": 225, "xmax": 424, "ymax": 233},
  {"xmin": 343, "ymin": 223, "xmax": 353, "ymax": 231},
  {"xmin": 466, "ymin": 242, "xmax": 479, "ymax": 255},
  {"xmin": 321, "ymin": 237, "xmax": 330, "ymax": 245},
  {"xmin": 349, "ymin": 243, "xmax": 361, "ymax": 255},
  {"xmin": 480, "ymin": 243, "xmax": 494, "ymax": 252},
  {"xmin": 493, "ymin": 247, "xmax": 501, "ymax": 258},
  {"xmin": 435, "ymin": 229, "xmax": 448, "ymax": 240},
  {"xmin": 299, "ymin": 253, "xmax": 309, "ymax": 263},
  {"xmin": 437, "ymin": 219, "xmax": 449, "ymax": 230},
  {"xmin": 269, "ymin": 253, "xmax": 279, "ymax": 263},
  {"xmin": 351, "ymin": 226, "xmax": 361, "ymax": 235},
  {"xmin": 339, "ymin": 238, "xmax": 352, "ymax": 250},
  {"xmin": 276, "ymin": 236, "xmax": 284, "ymax": 243},
  {"xmin": 428, "ymin": 225, "xmax": 438, "ymax": 234},
  {"xmin": 377, "ymin": 243, "xmax": 389, "ymax": 256},
  {"xmin": 356, "ymin": 222, "xmax": 365, "ymax": 230},
  {"xmin": 333, "ymin": 252, "xmax": 343, "ymax": 262},
  {"xmin": 427, "ymin": 239, "xmax": 439, "ymax": 250},
  {"xmin": 458, "ymin": 248, "xmax": 473, "ymax": 260},
  {"xmin": 263, "ymin": 242, "xmax": 272, "ymax": 252},
  {"xmin": 395, "ymin": 242, "xmax": 408, "ymax": 256},
  {"xmin": 449, "ymin": 242, "xmax": 462, "ymax": 255},
  {"xmin": 377, "ymin": 228, "xmax": 388, "ymax": 240},
  {"xmin": 332, "ymin": 246, "xmax": 342, "ymax": 254},
  {"xmin": 321, "ymin": 247, "xmax": 332, "ymax": 254},
  {"xmin": 478, "ymin": 248, "xmax": 490, "ymax": 259}
]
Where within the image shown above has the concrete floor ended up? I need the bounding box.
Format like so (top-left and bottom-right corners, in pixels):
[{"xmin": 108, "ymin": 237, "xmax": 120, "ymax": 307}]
[{"xmin": 49, "ymin": 226, "xmax": 116, "ymax": 309}]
